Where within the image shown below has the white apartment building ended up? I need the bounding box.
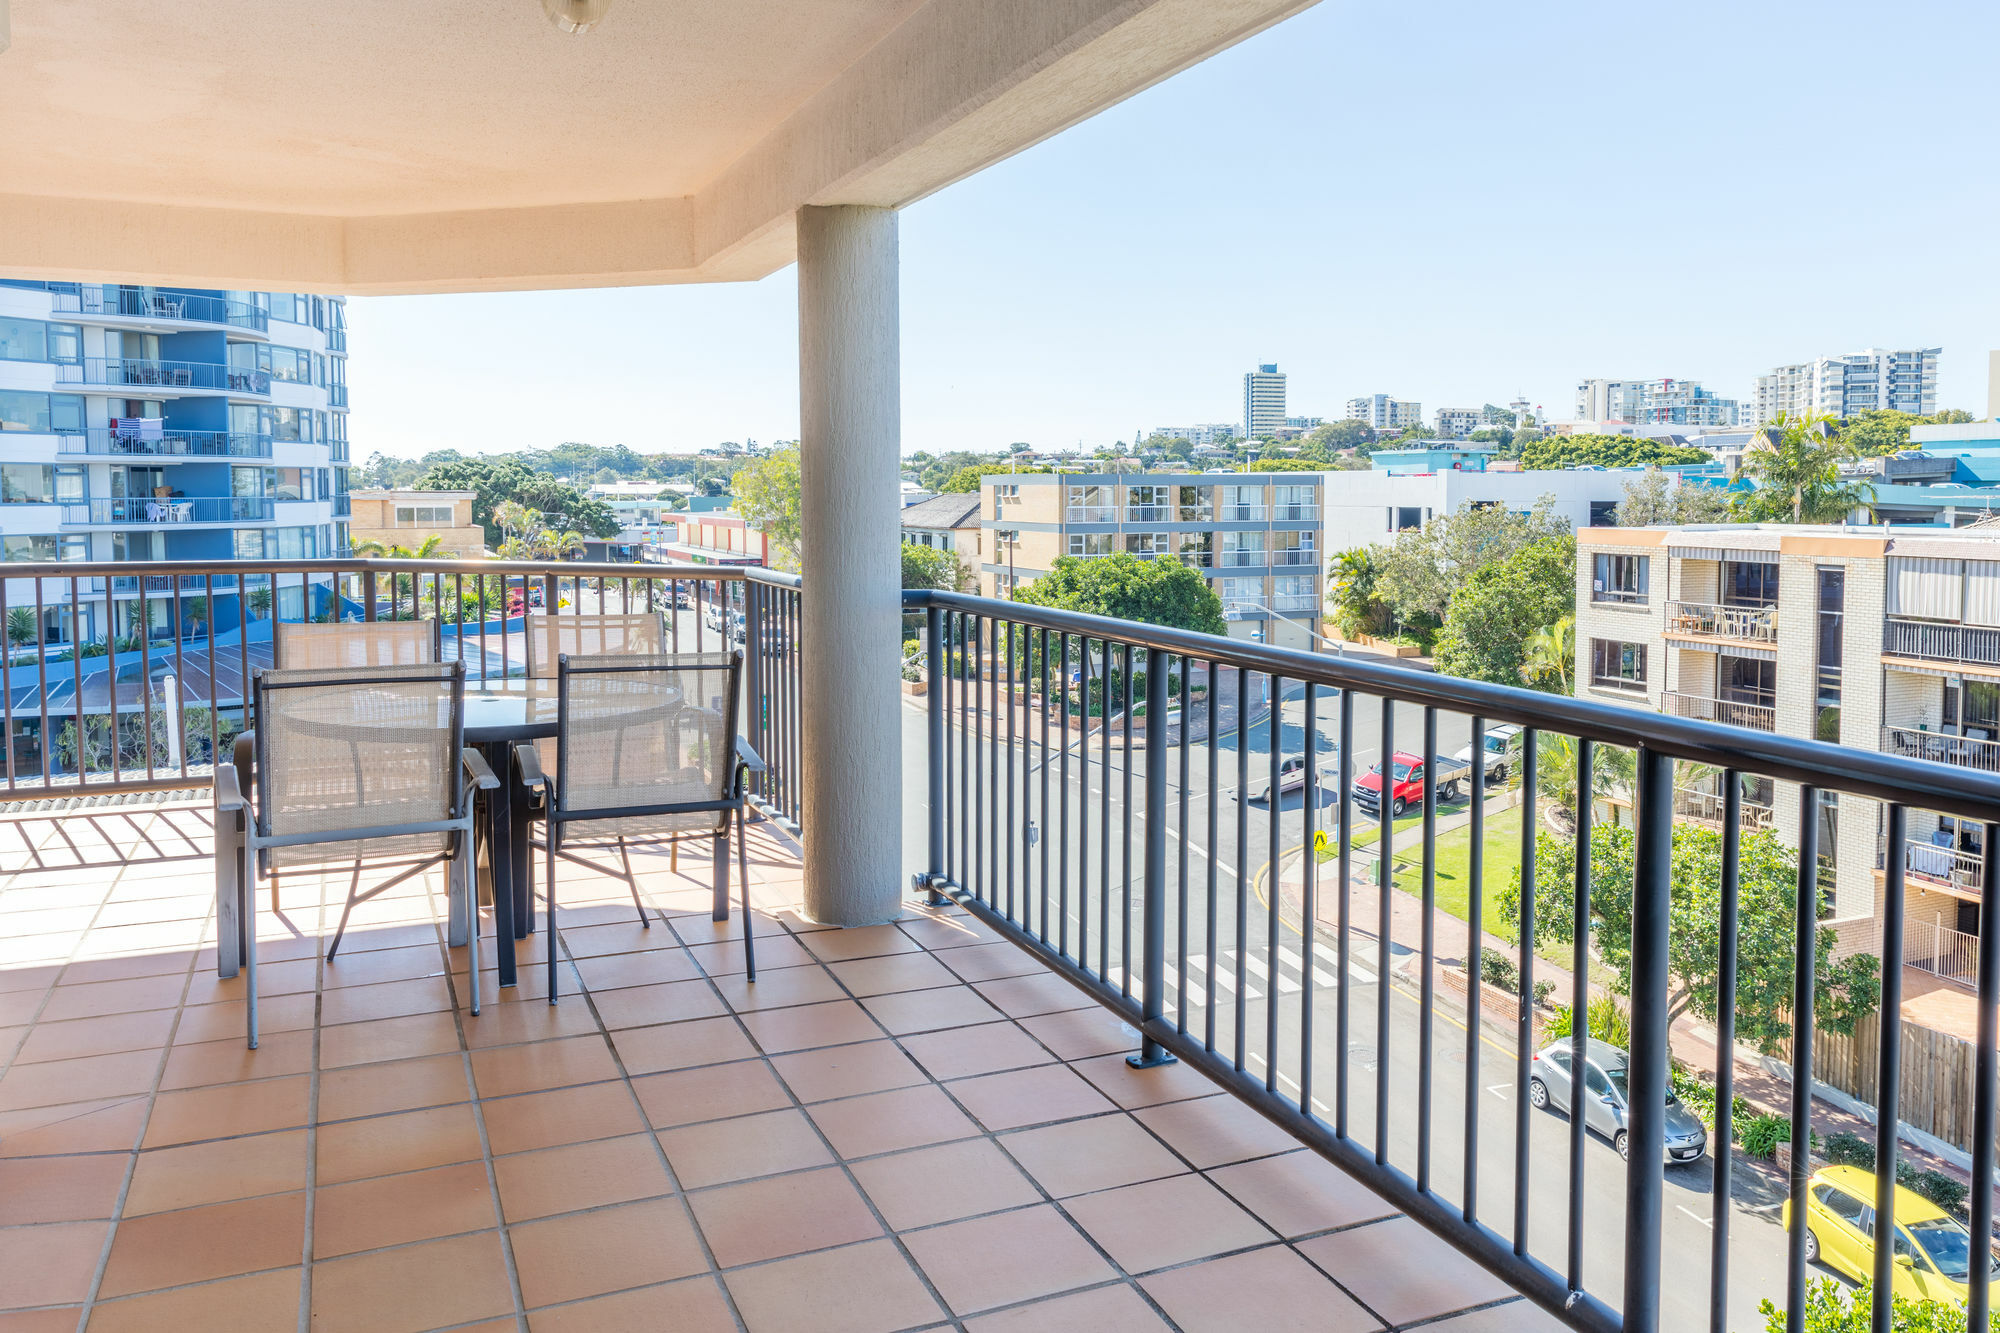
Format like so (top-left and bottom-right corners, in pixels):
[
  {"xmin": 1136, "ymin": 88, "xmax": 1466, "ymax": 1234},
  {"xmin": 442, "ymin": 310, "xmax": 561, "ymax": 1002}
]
[
  {"xmin": 1345, "ymin": 394, "xmax": 1422, "ymax": 431},
  {"xmin": 1242, "ymin": 364, "xmax": 1287, "ymax": 440},
  {"xmin": 1575, "ymin": 524, "xmax": 2000, "ymax": 1007},
  {"xmin": 1434, "ymin": 408, "xmax": 1481, "ymax": 439},
  {"xmin": 1753, "ymin": 348, "xmax": 1941, "ymax": 424},
  {"xmin": 1152, "ymin": 423, "xmax": 1239, "ymax": 447},
  {"xmin": 1320, "ymin": 465, "xmax": 1675, "ymax": 553},
  {"xmin": 1575, "ymin": 377, "xmax": 1738, "ymax": 427}
]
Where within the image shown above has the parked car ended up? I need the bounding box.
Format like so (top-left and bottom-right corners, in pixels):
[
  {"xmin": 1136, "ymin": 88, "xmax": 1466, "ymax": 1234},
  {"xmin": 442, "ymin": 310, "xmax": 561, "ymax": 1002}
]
[
  {"xmin": 1527, "ymin": 1037, "xmax": 1707, "ymax": 1165},
  {"xmin": 1351, "ymin": 750, "xmax": 1471, "ymax": 817},
  {"xmin": 1786, "ymin": 1164, "xmax": 1998, "ymax": 1305},
  {"xmin": 1454, "ymin": 722, "xmax": 1524, "ymax": 784},
  {"xmin": 1249, "ymin": 755, "xmax": 1311, "ymax": 803}
]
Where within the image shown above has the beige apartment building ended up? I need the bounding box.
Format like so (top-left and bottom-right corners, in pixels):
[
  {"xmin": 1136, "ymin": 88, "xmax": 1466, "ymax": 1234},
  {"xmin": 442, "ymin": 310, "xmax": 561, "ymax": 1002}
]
[
  {"xmin": 977, "ymin": 472, "xmax": 1325, "ymax": 649},
  {"xmin": 346, "ymin": 488, "xmax": 486, "ymax": 558},
  {"xmin": 1576, "ymin": 523, "xmax": 2000, "ymax": 1004}
]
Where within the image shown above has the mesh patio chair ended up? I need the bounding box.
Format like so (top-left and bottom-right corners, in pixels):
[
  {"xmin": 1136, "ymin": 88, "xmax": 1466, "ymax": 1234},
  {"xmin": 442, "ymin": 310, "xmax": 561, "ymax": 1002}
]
[
  {"xmin": 213, "ymin": 661, "xmax": 498, "ymax": 1047},
  {"xmin": 522, "ymin": 612, "xmax": 669, "ymax": 678},
  {"xmin": 274, "ymin": 618, "xmax": 441, "ymax": 669},
  {"xmin": 514, "ymin": 650, "xmax": 763, "ymax": 1002}
]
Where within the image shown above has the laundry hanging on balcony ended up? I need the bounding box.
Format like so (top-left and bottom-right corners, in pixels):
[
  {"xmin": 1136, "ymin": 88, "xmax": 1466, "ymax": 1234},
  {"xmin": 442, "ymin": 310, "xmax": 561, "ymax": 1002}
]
[{"xmin": 111, "ymin": 417, "xmax": 163, "ymax": 440}]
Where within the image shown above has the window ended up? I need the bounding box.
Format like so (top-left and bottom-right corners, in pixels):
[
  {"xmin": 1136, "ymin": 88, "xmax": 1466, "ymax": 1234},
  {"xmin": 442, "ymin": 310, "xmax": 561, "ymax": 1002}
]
[
  {"xmin": 1389, "ymin": 506, "xmax": 1424, "ymax": 532},
  {"xmin": 266, "ymin": 406, "xmax": 303, "ymax": 441},
  {"xmin": 1219, "ymin": 485, "xmax": 1263, "ymax": 520},
  {"xmin": 0, "ymin": 317, "xmax": 80, "ymax": 363},
  {"xmin": 0, "ymin": 465, "xmax": 55, "ymax": 505},
  {"xmin": 0, "ymin": 390, "xmax": 83, "ymax": 433},
  {"xmin": 1220, "ymin": 531, "xmax": 1265, "ymax": 566},
  {"xmin": 1272, "ymin": 574, "xmax": 1315, "ymax": 611},
  {"xmin": 234, "ymin": 530, "xmax": 270, "ymax": 560},
  {"xmin": 1214, "ymin": 577, "xmax": 1262, "ymax": 610},
  {"xmin": 1813, "ymin": 1185, "xmax": 1871, "ymax": 1235},
  {"xmin": 1588, "ymin": 500, "xmax": 1619, "ymax": 526},
  {"xmin": 1272, "ymin": 484, "xmax": 1314, "ymax": 519},
  {"xmin": 1176, "ymin": 532, "xmax": 1213, "ymax": 564},
  {"xmin": 1, "ymin": 534, "xmax": 85, "ymax": 562},
  {"xmin": 1590, "ymin": 639, "xmax": 1646, "ymax": 690},
  {"xmin": 1064, "ymin": 484, "xmax": 1109, "ymax": 516},
  {"xmin": 1067, "ymin": 533, "xmax": 1113, "ymax": 557},
  {"xmin": 276, "ymin": 527, "xmax": 315, "ymax": 559},
  {"xmin": 1724, "ymin": 560, "xmax": 1779, "ymax": 606},
  {"xmin": 1177, "ymin": 487, "xmax": 1213, "ymax": 522},
  {"xmin": 1124, "ymin": 532, "xmax": 1168, "ymax": 556},
  {"xmin": 1592, "ymin": 553, "xmax": 1649, "ymax": 604},
  {"xmin": 395, "ymin": 505, "xmax": 455, "ymax": 526}
]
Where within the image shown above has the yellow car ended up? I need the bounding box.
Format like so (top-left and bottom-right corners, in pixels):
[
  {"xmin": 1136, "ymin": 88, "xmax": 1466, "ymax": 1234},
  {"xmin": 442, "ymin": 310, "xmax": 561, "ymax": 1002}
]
[{"xmin": 1785, "ymin": 1164, "xmax": 1998, "ymax": 1306}]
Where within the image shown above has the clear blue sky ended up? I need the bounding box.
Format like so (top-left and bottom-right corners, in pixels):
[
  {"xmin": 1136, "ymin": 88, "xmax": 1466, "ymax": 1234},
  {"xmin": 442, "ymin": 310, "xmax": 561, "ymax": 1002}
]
[{"xmin": 346, "ymin": 0, "xmax": 2000, "ymax": 461}]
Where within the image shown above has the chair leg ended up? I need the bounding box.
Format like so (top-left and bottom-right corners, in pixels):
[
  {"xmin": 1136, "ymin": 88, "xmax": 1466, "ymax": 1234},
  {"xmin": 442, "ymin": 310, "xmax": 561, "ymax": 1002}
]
[
  {"xmin": 241, "ymin": 838, "xmax": 259, "ymax": 1050},
  {"xmin": 215, "ymin": 809, "xmax": 242, "ymax": 980},
  {"xmin": 617, "ymin": 836, "xmax": 649, "ymax": 928},
  {"xmin": 737, "ymin": 805, "xmax": 754, "ymax": 982},
  {"xmin": 711, "ymin": 832, "xmax": 729, "ymax": 923},
  {"xmin": 546, "ymin": 826, "xmax": 559, "ymax": 1005},
  {"xmin": 325, "ymin": 862, "xmax": 364, "ymax": 962}
]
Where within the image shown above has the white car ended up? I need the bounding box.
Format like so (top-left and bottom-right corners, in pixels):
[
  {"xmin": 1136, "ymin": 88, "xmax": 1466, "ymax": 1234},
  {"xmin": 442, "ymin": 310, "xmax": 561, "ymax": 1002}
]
[{"xmin": 1454, "ymin": 723, "xmax": 1523, "ymax": 784}]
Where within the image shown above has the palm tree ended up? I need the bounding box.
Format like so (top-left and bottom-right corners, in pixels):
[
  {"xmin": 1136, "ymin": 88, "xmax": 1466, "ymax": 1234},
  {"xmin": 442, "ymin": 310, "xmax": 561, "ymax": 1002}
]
[
  {"xmin": 492, "ymin": 500, "xmax": 538, "ymax": 543},
  {"xmin": 553, "ymin": 530, "xmax": 587, "ymax": 561},
  {"xmin": 1741, "ymin": 412, "xmax": 1873, "ymax": 524},
  {"xmin": 6, "ymin": 607, "xmax": 38, "ymax": 649},
  {"xmin": 1519, "ymin": 614, "xmax": 1575, "ymax": 694},
  {"xmin": 1536, "ymin": 734, "xmax": 1637, "ymax": 827}
]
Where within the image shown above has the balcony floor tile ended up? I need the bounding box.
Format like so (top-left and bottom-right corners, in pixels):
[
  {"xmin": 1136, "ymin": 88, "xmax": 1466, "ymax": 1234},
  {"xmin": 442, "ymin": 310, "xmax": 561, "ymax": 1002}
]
[{"xmin": 0, "ymin": 800, "xmax": 1543, "ymax": 1331}]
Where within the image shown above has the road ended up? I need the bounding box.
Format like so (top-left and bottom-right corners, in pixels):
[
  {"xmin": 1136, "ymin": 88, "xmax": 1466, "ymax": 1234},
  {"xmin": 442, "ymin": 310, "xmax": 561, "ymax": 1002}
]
[{"xmin": 893, "ymin": 688, "xmax": 1794, "ymax": 1331}]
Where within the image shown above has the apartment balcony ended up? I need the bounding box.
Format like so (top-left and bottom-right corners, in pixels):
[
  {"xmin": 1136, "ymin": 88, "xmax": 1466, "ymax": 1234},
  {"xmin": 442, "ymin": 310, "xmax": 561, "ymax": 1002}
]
[
  {"xmin": 1270, "ymin": 504, "xmax": 1318, "ymax": 522},
  {"xmin": 332, "ymin": 494, "xmax": 352, "ymax": 518},
  {"xmin": 1881, "ymin": 725, "xmax": 2000, "ymax": 774},
  {"xmin": 330, "ymin": 384, "xmax": 349, "ymax": 408},
  {"xmin": 1672, "ymin": 785, "xmax": 1776, "ymax": 832},
  {"xmin": 1883, "ymin": 615, "xmax": 2000, "ymax": 668},
  {"xmin": 1217, "ymin": 504, "xmax": 1267, "ymax": 522},
  {"xmin": 1124, "ymin": 504, "xmax": 1171, "ymax": 522},
  {"xmin": 46, "ymin": 283, "xmax": 271, "ymax": 335},
  {"xmin": 59, "ymin": 428, "xmax": 274, "ymax": 460},
  {"xmin": 1215, "ymin": 549, "xmax": 1267, "ymax": 568},
  {"xmin": 1270, "ymin": 548, "xmax": 1317, "ymax": 567},
  {"xmin": 0, "ymin": 556, "xmax": 1991, "ymax": 1332},
  {"xmin": 1882, "ymin": 831, "xmax": 1986, "ymax": 897},
  {"xmin": 1660, "ymin": 689, "xmax": 1776, "ymax": 731},
  {"xmin": 65, "ymin": 358, "xmax": 271, "ymax": 398},
  {"xmin": 60, "ymin": 496, "xmax": 275, "ymax": 527},
  {"xmin": 1062, "ymin": 506, "xmax": 1115, "ymax": 523},
  {"xmin": 1662, "ymin": 600, "xmax": 1777, "ymax": 644}
]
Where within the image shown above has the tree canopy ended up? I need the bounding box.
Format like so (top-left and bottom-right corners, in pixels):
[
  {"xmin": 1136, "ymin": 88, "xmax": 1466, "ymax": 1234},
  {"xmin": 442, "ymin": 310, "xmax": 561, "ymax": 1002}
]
[
  {"xmin": 1734, "ymin": 414, "xmax": 1872, "ymax": 524},
  {"xmin": 1500, "ymin": 821, "xmax": 1880, "ymax": 1055},
  {"xmin": 900, "ymin": 542, "xmax": 968, "ymax": 593},
  {"xmin": 1304, "ymin": 420, "xmax": 1375, "ymax": 454},
  {"xmin": 731, "ymin": 446, "xmax": 803, "ymax": 570},
  {"xmin": 1519, "ymin": 434, "xmax": 1708, "ymax": 470},
  {"xmin": 1430, "ymin": 532, "xmax": 1576, "ymax": 686},
  {"xmin": 937, "ymin": 463, "xmax": 1052, "ymax": 493},
  {"xmin": 1374, "ymin": 497, "xmax": 1571, "ymax": 626},
  {"xmin": 1839, "ymin": 407, "xmax": 1977, "ymax": 457},
  {"xmin": 410, "ymin": 458, "xmax": 618, "ymax": 547},
  {"xmin": 1012, "ymin": 553, "xmax": 1227, "ymax": 636},
  {"xmin": 1614, "ymin": 467, "xmax": 1735, "ymax": 526}
]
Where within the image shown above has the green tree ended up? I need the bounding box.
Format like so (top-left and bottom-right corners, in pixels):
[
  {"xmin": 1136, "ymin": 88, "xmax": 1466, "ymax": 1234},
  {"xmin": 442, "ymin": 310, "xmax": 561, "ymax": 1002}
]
[
  {"xmin": 1736, "ymin": 413, "xmax": 1873, "ymax": 524},
  {"xmin": 1613, "ymin": 467, "xmax": 1735, "ymax": 525},
  {"xmin": 900, "ymin": 542, "xmax": 968, "ymax": 593},
  {"xmin": 1519, "ymin": 433, "xmax": 1708, "ymax": 470},
  {"xmin": 1012, "ymin": 553, "xmax": 1227, "ymax": 636},
  {"xmin": 1481, "ymin": 404, "xmax": 1517, "ymax": 428},
  {"xmin": 6, "ymin": 607, "xmax": 37, "ymax": 648},
  {"xmin": 1305, "ymin": 420, "xmax": 1376, "ymax": 454},
  {"xmin": 1533, "ymin": 734, "xmax": 1636, "ymax": 815},
  {"xmin": 1161, "ymin": 437, "xmax": 1195, "ymax": 462},
  {"xmin": 1502, "ymin": 823, "xmax": 1880, "ymax": 1054},
  {"xmin": 1431, "ymin": 533, "xmax": 1577, "ymax": 685},
  {"xmin": 939, "ymin": 463, "xmax": 1050, "ymax": 493},
  {"xmin": 1374, "ymin": 497, "xmax": 1571, "ymax": 627},
  {"xmin": 729, "ymin": 446, "xmax": 804, "ymax": 570},
  {"xmin": 1840, "ymin": 407, "xmax": 1978, "ymax": 456},
  {"xmin": 412, "ymin": 458, "xmax": 618, "ymax": 546},
  {"xmin": 1246, "ymin": 458, "xmax": 1328, "ymax": 472},
  {"xmin": 1518, "ymin": 614, "xmax": 1574, "ymax": 693},
  {"xmin": 1328, "ymin": 548, "xmax": 1393, "ymax": 640}
]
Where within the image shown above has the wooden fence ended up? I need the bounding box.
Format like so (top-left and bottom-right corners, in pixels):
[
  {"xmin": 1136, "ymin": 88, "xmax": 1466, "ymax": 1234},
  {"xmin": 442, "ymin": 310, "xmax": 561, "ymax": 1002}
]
[{"xmin": 1792, "ymin": 1019, "xmax": 1980, "ymax": 1154}]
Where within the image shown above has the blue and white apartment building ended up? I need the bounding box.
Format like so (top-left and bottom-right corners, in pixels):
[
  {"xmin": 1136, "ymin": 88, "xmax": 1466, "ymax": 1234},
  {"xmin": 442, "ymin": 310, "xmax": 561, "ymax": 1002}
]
[{"xmin": 0, "ymin": 281, "xmax": 349, "ymax": 645}]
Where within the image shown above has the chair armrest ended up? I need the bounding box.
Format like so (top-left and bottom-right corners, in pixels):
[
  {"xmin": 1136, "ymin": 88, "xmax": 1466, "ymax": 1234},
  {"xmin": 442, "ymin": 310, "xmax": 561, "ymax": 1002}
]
[
  {"xmin": 515, "ymin": 742, "xmax": 549, "ymax": 791},
  {"xmin": 214, "ymin": 761, "xmax": 248, "ymax": 813},
  {"xmin": 734, "ymin": 735, "xmax": 766, "ymax": 774},
  {"xmin": 461, "ymin": 748, "xmax": 500, "ymax": 791},
  {"xmin": 233, "ymin": 729, "xmax": 255, "ymax": 780}
]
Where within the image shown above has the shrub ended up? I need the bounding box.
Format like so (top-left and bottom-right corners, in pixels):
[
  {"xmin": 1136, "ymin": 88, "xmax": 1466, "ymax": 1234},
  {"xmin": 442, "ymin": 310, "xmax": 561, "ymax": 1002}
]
[
  {"xmin": 1543, "ymin": 1005, "xmax": 1573, "ymax": 1041},
  {"xmin": 1585, "ymin": 995, "xmax": 1631, "ymax": 1048},
  {"xmin": 1532, "ymin": 978, "xmax": 1556, "ymax": 1008},
  {"xmin": 1738, "ymin": 1113, "xmax": 1791, "ymax": 1159},
  {"xmin": 1479, "ymin": 948, "xmax": 1517, "ymax": 992},
  {"xmin": 1823, "ymin": 1131, "xmax": 1874, "ymax": 1169},
  {"xmin": 1902, "ymin": 1164, "xmax": 1968, "ymax": 1215}
]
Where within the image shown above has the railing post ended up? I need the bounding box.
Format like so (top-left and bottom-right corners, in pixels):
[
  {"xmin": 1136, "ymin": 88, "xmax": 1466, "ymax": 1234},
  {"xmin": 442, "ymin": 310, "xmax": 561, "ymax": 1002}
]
[
  {"xmin": 1623, "ymin": 744, "xmax": 1671, "ymax": 1333},
  {"xmin": 1128, "ymin": 648, "xmax": 1175, "ymax": 1070},
  {"xmin": 361, "ymin": 570, "xmax": 377, "ymax": 621},
  {"xmin": 923, "ymin": 600, "xmax": 946, "ymax": 906},
  {"xmin": 743, "ymin": 578, "xmax": 765, "ymax": 798}
]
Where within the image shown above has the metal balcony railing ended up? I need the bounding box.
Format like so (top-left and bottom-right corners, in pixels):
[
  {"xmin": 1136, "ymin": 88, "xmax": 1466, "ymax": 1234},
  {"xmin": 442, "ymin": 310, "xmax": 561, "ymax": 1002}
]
[
  {"xmin": 60, "ymin": 497, "xmax": 276, "ymax": 526},
  {"xmin": 1270, "ymin": 547, "xmax": 1317, "ymax": 566},
  {"xmin": 1218, "ymin": 504, "xmax": 1267, "ymax": 521},
  {"xmin": 1063, "ymin": 506, "xmax": 1115, "ymax": 523},
  {"xmin": 904, "ymin": 584, "xmax": 2000, "ymax": 1333},
  {"xmin": 1881, "ymin": 724, "xmax": 2000, "ymax": 774},
  {"xmin": 59, "ymin": 428, "xmax": 273, "ymax": 459},
  {"xmin": 67, "ymin": 358, "xmax": 271, "ymax": 396},
  {"xmin": 1216, "ymin": 549, "xmax": 1267, "ymax": 567},
  {"xmin": 47, "ymin": 284, "xmax": 270, "ymax": 333},
  {"xmin": 1124, "ymin": 504, "xmax": 1171, "ymax": 522},
  {"xmin": 1883, "ymin": 831, "xmax": 1985, "ymax": 894},
  {"xmin": 1664, "ymin": 600, "xmax": 1776, "ymax": 643},
  {"xmin": 1660, "ymin": 689, "xmax": 1776, "ymax": 731},
  {"xmin": 1270, "ymin": 503, "xmax": 1319, "ymax": 521},
  {"xmin": 1884, "ymin": 616, "xmax": 2000, "ymax": 667}
]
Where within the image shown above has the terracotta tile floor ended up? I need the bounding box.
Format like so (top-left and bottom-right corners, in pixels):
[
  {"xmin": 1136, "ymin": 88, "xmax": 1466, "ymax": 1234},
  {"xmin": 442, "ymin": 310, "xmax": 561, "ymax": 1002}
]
[{"xmin": 0, "ymin": 798, "xmax": 1558, "ymax": 1332}]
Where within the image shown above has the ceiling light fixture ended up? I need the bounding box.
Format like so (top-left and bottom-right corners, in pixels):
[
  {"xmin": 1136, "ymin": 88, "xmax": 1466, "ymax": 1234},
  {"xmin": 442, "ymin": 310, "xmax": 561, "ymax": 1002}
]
[{"xmin": 541, "ymin": 0, "xmax": 612, "ymax": 34}]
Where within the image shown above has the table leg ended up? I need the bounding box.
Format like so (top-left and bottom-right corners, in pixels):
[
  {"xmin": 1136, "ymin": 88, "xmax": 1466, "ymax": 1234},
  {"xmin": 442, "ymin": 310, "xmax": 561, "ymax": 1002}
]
[
  {"xmin": 510, "ymin": 776, "xmax": 533, "ymax": 938},
  {"xmin": 481, "ymin": 740, "xmax": 518, "ymax": 988}
]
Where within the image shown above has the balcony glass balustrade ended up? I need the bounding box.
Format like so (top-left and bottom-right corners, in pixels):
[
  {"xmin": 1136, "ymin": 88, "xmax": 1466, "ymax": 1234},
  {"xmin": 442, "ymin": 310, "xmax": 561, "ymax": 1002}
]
[
  {"xmin": 59, "ymin": 427, "xmax": 273, "ymax": 459},
  {"xmin": 66, "ymin": 357, "xmax": 271, "ymax": 396}
]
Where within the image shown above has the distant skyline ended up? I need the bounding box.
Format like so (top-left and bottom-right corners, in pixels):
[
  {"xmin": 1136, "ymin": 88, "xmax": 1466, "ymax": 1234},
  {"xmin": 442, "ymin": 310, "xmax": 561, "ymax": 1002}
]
[{"xmin": 347, "ymin": 0, "xmax": 2000, "ymax": 460}]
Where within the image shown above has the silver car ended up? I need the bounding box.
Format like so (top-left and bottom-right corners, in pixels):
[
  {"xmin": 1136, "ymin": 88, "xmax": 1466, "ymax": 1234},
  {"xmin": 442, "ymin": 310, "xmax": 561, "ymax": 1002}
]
[{"xmin": 1528, "ymin": 1037, "xmax": 1708, "ymax": 1165}]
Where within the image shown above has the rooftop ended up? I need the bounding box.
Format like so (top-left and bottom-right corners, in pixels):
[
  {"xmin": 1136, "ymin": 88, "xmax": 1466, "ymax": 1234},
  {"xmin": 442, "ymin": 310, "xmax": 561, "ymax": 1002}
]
[{"xmin": 0, "ymin": 799, "xmax": 1553, "ymax": 1332}]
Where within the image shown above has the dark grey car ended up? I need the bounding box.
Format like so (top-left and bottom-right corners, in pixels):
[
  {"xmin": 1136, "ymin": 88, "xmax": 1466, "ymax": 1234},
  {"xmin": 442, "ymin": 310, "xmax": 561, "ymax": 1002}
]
[{"xmin": 1528, "ymin": 1037, "xmax": 1708, "ymax": 1165}]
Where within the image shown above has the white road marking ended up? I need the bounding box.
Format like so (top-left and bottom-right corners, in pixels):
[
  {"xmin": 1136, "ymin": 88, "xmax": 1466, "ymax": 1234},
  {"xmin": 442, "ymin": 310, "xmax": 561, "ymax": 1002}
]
[
  {"xmin": 1487, "ymin": 1083, "xmax": 1513, "ymax": 1100},
  {"xmin": 1676, "ymin": 1205, "xmax": 1714, "ymax": 1230}
]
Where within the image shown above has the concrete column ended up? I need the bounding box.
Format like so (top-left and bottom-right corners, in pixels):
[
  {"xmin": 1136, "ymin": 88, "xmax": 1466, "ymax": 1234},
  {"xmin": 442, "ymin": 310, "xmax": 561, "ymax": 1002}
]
[{"xmin": 796, "ymin": 205, "xmax": 903, "ymax": 926}]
